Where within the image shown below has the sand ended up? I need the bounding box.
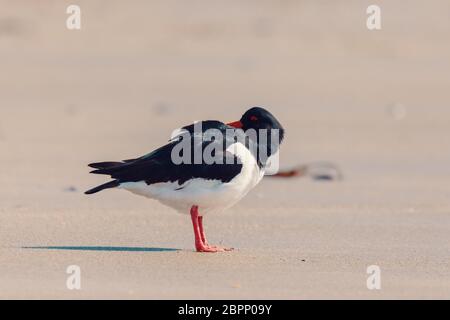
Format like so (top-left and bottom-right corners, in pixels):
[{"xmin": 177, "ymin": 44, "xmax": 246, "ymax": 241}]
[{"xmin": 1, "ymin": 0, "xmax": 449, "ymax": 299}]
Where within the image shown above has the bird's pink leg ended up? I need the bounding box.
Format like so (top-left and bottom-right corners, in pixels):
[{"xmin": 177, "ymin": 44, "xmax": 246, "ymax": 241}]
[
  {"xmin": 198, "ymin": 215, "xmax": 208, "ymax": 245},
  {"xmin": 198, "ymin": 212, "xmax": 233, "ymax": 252},
  {"xmin": 190, "ymin": 205, "xmax": 218, "ymax": 252},
  {"xmin": 190, "ymin": 206, "xmax": 232, "ymax": 252}
]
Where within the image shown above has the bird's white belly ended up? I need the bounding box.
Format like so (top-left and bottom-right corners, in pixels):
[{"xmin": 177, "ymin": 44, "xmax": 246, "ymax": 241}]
[{"xmin": 119, "ymin": 142, "xmax": 263, "ymax": 215}]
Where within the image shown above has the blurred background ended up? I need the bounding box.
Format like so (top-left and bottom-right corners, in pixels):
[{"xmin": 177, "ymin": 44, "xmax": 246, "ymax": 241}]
[
  {"xmin": 1, "ymin": 0, "xmax": 449, "ymax": 298},
  {"xmin": 1, "ymin": 0, "xmax": 450, "ymax": 196}
]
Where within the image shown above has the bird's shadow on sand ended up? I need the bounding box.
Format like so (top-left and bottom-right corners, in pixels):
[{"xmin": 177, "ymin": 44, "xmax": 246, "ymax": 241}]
[{"xmin": 22, "ymin": 246, "xmax": 181, "ymax": 252}]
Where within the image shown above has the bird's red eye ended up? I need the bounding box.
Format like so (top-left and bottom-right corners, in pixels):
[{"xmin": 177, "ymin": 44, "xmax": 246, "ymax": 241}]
[{"xmin": 250, "ymin": 116, "xmax": 258, "ymax": 121}]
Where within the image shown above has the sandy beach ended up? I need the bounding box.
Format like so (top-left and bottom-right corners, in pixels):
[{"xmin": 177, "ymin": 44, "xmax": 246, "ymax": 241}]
[{"xmin": 1, "ymin": 0, "xmax": 450, "ymax": 299}]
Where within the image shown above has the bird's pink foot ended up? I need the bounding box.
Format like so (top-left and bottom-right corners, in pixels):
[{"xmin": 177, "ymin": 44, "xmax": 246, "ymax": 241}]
[
  {"xmin": 195, "ymin": 242, "xmax": 229, "ymax": 253},
  {"xmin": 204, "ymin": 243, "xmax": 234, "ymax": 251}
]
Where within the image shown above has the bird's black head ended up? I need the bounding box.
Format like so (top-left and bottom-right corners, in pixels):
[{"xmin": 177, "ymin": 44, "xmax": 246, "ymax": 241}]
[
  {"xmin": 227, "ymin": 107, "xmax": 285, "ymax": 169},
  {"xmin": 228, "ymin": 107, "xmax": 285, "ymax": 144}
]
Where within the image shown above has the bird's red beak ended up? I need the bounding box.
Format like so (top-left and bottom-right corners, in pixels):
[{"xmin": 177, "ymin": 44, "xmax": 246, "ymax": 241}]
[{"xmin": 227, "ymin": 120, "xmax": 243, "ymax": 128}]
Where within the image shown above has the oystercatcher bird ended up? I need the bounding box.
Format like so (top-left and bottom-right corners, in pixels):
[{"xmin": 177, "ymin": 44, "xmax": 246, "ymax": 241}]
[{"xmin": 85, "ymin": 107, "xmax": 284, "ymax": 252}]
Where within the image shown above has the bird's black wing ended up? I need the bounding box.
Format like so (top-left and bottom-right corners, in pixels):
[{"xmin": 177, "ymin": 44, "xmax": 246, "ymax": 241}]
[{"xmin": 85, "ymin": 121, "xmax": 244, "ymax": 194}]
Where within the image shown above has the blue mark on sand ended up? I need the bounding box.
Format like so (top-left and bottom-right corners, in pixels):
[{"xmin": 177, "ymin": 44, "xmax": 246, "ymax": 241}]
[{"xmin": 22, "ymin": 246, "xmax": 180, "ymax": 252}]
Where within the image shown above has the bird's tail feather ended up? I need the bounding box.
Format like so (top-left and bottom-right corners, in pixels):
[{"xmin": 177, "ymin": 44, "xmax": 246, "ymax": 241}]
[
  {"xmin": 85, "ymin": 180, "xmax": 119, "ymax": 195},
  {"xmin": 88, "ymin": 161, "xmax": 123, "ymax": 169}
]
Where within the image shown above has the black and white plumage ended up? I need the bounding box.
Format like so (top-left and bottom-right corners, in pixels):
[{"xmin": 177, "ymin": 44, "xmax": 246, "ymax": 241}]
[{"xmin": 85, "ymin": 107, "xmax": 285, "ymax": 252}]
